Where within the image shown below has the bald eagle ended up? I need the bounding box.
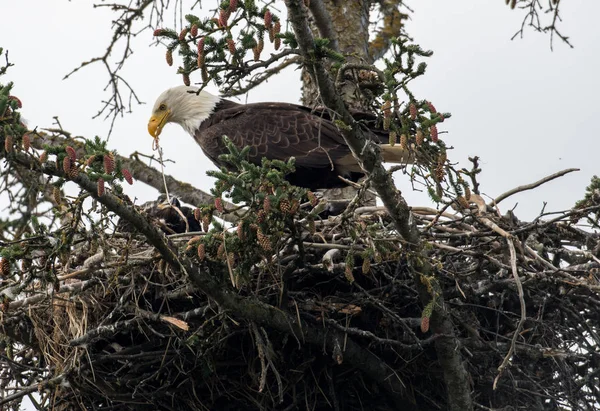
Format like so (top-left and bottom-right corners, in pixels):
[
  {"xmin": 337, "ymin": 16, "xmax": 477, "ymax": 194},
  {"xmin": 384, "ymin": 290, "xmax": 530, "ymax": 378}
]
[{"xmin": 148, "ymin": 86, "xmax": 413, "ymax": 190}]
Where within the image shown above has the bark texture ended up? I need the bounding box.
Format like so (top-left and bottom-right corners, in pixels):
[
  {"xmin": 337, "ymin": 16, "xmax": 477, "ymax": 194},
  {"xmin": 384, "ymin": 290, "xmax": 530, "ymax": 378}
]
[{"xmin": 301, "ymin": 0, "xmax": 371, "ymax": 110}]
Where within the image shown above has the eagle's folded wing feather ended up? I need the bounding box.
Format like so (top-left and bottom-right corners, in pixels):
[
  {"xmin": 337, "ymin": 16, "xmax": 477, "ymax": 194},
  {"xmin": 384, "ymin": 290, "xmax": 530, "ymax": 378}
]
[{"xmin": 196, "ymin": 103, "xmax": 352, "ymax": 170}]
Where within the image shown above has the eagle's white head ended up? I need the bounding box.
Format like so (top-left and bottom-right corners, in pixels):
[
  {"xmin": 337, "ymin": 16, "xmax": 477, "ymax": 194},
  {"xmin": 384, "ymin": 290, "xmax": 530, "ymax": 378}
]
[{"xmin": 147, "ymin": 86, "xmax": 221, "ymax": 138}]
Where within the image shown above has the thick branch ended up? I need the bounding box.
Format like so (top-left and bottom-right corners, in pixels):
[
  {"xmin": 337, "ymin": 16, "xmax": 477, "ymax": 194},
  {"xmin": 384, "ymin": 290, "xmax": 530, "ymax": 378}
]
[
  {"xmin": 27, "ymin": 131, "xmax": 240, "ymax": 222},
  {"xmin": 307, "ymin": 0, "xmax": 340, "ymax": 52}
]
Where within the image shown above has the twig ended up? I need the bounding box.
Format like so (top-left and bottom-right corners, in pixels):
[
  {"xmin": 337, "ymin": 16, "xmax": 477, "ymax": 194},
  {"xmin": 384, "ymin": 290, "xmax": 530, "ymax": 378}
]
[
  {"xmin": 0, "ymin": 373, "xmax": 66, "ymax": 407},
  {"xmin": 493, "ymin": 237, "xmax": 526, "ymax": 390},
  {"xmin": 491, "ymin": 168, "xmax": 579, "ymax": 206}
]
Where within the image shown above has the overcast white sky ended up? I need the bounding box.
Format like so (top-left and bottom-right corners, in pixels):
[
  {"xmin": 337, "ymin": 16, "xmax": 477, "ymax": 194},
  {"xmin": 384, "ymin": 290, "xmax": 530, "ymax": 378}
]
[
  {"xmin": 1, "ymin": 1, "xmax": 599, "ymax": 409},
  {"xmin": 2, "ymin": 1, "xmax": 599, "ymax": 222}
]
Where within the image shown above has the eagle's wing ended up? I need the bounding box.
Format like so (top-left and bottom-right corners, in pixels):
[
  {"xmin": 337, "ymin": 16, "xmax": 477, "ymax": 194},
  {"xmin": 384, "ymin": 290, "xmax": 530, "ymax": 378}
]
[{"xmin": 195, "ymin": 102, "xmax": 352, "ymax": 170}]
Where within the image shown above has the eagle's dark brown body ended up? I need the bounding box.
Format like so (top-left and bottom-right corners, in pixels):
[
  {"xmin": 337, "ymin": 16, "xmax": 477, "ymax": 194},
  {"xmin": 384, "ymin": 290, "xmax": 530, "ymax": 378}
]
[
  {"xmin": 194, "ymin": 99, "xmax": 388, "ymax": 189},
  {"xmin": 149, "ymin": 87, "xmax": 413, "ymax": 190}
]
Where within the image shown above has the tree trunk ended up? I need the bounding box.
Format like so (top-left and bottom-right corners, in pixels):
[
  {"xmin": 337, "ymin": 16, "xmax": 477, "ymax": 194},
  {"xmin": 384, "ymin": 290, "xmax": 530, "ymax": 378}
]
[
  {"xmin": 302, "ymin": 0, "xmax": 376, "ymax": 206},
  {"xmin": 301, "ymin": 0, "xmax": 371, "ymax": 110}
]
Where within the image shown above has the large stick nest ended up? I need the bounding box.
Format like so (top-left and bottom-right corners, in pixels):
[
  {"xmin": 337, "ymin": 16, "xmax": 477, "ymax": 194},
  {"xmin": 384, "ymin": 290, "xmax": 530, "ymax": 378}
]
[{"xmin": 2, "ymin": 159, "xmax": 600, "ymax": 410}]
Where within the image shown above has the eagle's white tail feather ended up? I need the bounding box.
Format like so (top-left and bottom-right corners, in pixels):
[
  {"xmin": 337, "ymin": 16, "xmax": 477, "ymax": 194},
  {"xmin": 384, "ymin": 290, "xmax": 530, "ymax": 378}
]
[
  {"xmin": 380, "ymin": 144, "xmax": 415, "ymax": 164},
  {"xmin": 335, "ymin": 145, "xmax": 414, "ymax": 174}
]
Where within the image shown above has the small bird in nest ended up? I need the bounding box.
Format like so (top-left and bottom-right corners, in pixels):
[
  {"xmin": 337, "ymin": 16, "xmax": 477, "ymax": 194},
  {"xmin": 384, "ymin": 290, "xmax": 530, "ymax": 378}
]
[{"xmin": 117, "ymin": 196, "xmax": 201, "ymax": 234}]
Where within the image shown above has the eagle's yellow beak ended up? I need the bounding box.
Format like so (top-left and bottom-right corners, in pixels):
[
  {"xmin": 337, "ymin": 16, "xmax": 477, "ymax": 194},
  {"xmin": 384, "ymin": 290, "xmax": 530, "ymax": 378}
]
[{"xmin": 148, "ymin": 109, "xmax": 171, "ymax": 138}]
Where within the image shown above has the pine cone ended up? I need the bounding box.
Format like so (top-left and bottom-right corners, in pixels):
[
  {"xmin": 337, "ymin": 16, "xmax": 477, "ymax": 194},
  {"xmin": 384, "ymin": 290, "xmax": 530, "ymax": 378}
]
[
  {"xmin": 362, "ymin": 258, "xmax": 371, "ymax": 274},
  {"xmin": 264, "ymin": 9, "xmax": 272, "ymax": 28},
  {"xmin": 186, "ymin": 236, "xmax": 202, "ymax": 247},
  {"xmin": 383, "ymin": 116, "xmax": 391, "ymax": 131},
  {"xmin": 415, "ymin": 129, "xmax": 424, "ymax": 146},
  {"xmin": 237, "ymin": 224, "xmax": 244, "ymax": 240},
  {"xmin": 39, "ymin": 151, "xmax": 48, "ymax": 163},
  {"xmin": 103, "ymin": 153, "xmax": 115, "ymax": 174},
  {"xmin": 85, "ymin": 155, "xmax": 96, "ymax": 167},
  {"xmin": 269, "ymin": 26, "xmax": 275, "ymax": 43},
  {"xmin": 430, "ymin": 124, "xmax": 438, "ymax": 142},
  {"xmin": 400, "ymin": 134, "xmax": 408, "ymax": 150},
  {"xmin": 289, "ymin": 199, "xmax": 299, "ymax": 215},
  {"xmin": 389, "ymin": 131, "xmax": 397, "ymax": 147},
  {"xmin": 53, "ymin": 186, "xmax": 62, "ymax": 205},
  {"xmin": 183, "ymin": 73, "xmax": 190, "ymax": 86},
  {"xmin": 344, "ymin": 264, "xmax": 355, "ymax": 283},
  {"xmin": 193, "ymin": 208, "xmax": 201, "ymax": 221},
  {"xmin": 226, "ymin": 38, "xmax": 236, "ymax": 54},
  {"xmin": 97, "ymin": 178, "xmax": 105, "ymax": 197},
  {"xmin": 427, "ymin": 101, "xmax": 437, "ymax": 114},
  {"xmin": 421, "ymin": 317, "xmax": 430, "ymax": 333},
  {"xmin": 307, "ymin": 191, "xmax": 318, "ymax": 207},
  {"xmin": 122, "ymin": 168, "xmax": 133, "ymax": 185},
  {"xmin": 274, "ymin": 37, "xmax": 281, "ymax": 51},
  {"xmin": 178, "ymin": 28, "xmax": 189, "ymax": 41},
  {"xmin": 61, "ymin": 151, "xmax": 78, "ymax": 171},
  {"xmin": 68, "ymin": 165, "xmax": 79, "ymax": 179},
  {"xmin": 263, "ymin": 196, "xmax": 271, "ymax": 213},
  {"xmin": 197, "ymin": 243, "xmax": 206, "ymax": 261},
  {"xmin": 257, "ymin": 229, "xmax": 272, "ymax": 251},
  {"xmin": 202, "ymin": 215, "xmax": 210, "ymax": 232},
  {"xmin": 279, "ymin": 199, "xmax": 291, "ymax": 213},
  {"xmin": 215, "ymin": 197, "xmax": 224, "ymax": 213},
  {"xmin": 409, "ymin": 103, "xmax": 417, "ymax": 120},
  {"xmin": 219, "ymin": 8, "xmax": 230, "ymax": 27},
  {"xmin": 22, "ymin": 134, "xmax": 31, "ymax": 151},
  {"xmin": 257, "ymin": 38, "xmax": 264, "ymax": 54},
  {"xmin": 190, "ymin": 24, "xmax": 198, "ymax": 37},
  {"xmin": 382, "ymin": 100, "xmax": 391, "ymax": 117},
  {"xmin": 257, "ymin": 209, "xmax": 266, "ymax": 223},
  {"xmin": 229, "ymin": 0, "xmax": 238, "ymax": 13},
  {"xmin": 63, "ymin": 156, "xmax": 72, "ymax": 176},
  {"xmin": 166, "ymin": 50, "xmax": 173, "ymax": 66},
  {"xmin": 0, "ymin": 258, "xmax": 9, "ymax": 277},
  {"xmin": 4, "ymin": 135, "xmax": 13, "ymax": 152}
]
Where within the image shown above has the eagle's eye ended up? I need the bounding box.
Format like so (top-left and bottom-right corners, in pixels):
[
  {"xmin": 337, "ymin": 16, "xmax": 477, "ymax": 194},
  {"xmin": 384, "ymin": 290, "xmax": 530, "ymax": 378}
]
[{"xmin": 158, "ymin": 103, "xmax": 167, "ymax": 111}]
